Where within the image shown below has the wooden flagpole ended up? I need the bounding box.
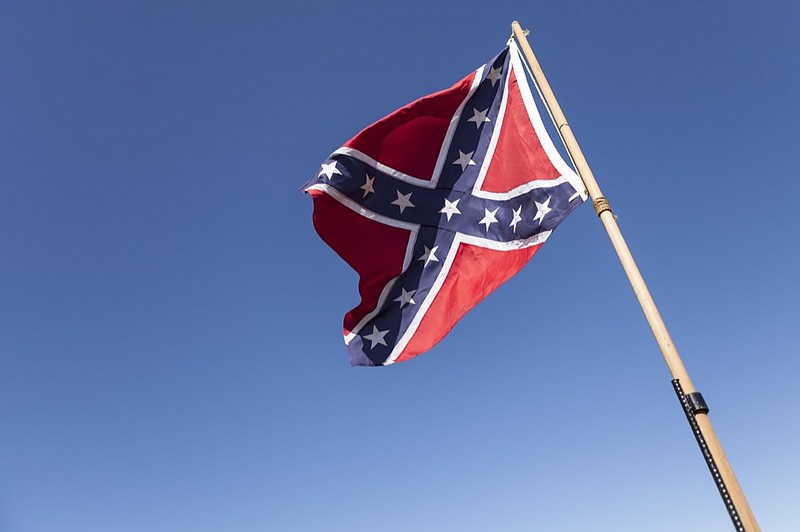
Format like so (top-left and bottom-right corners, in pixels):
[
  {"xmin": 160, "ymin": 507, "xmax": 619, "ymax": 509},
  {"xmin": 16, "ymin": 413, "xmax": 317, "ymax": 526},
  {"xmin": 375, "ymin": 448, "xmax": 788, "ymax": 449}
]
[{"xmin": 510, "ymin": 21, "xmax": 759, "ymax": 531}]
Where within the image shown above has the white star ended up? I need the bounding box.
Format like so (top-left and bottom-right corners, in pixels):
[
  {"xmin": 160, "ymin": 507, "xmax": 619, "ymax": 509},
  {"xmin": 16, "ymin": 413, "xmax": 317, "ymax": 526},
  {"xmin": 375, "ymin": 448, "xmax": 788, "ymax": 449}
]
[
  {"xmin": 479, "ymin": 207, "xmax": 499, "ymax": 232},
  {"xmin": 533, "ymin": 197, "xmax": 553, "ymax": 225},
  {"xmin": 418, "ymin": 245, "xmax": 439, "ymax": 266},
  {"xmin": 363, "ymin": 325, "xmax": 389, "ymax": 349},
  {"xmin": 360, "ymin": 174, "xmax": 375, "ymax": 198},
  {"xmin": 467, "ymin": 108, "xmax": 491, "ymax": 129},
  {"xmin": 394, "ymin": 287, "xmax": 417, "ymax": 308},
  {"xmin": 509, "ymin": 205, "xmax": 522, "ymax": 232},
  {"xmin": 486, "ymin": 66, "xmax": 502, "ymax": 86},
  {"xmin": 319, "ymin": 162, "xmax": 341, "ymax": 180},
  {"xmin": 439, "ymin": 198, "xmax": 461, "ymax": 221},
  {"xmin": 391, "ymin": 190, "xmax": 414, "ymax": 213},
  {"xmin": 452, "ymin": 150, "xmax": 476, "ymax": 172}
]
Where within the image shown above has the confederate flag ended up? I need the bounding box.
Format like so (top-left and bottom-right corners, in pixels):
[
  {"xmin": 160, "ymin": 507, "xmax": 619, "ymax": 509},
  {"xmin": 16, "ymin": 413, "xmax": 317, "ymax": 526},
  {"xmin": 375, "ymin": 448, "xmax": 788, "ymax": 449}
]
[{"xmin": 304, "ymin": 41, "xmax": 586, "ymax": 366}]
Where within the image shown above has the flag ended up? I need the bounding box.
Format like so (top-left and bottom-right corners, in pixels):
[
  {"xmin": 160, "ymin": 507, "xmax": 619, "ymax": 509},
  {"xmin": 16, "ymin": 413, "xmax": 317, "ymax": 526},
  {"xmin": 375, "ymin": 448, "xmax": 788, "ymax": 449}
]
[{"xmin": 304, "ymin": 41, "xmax": 586, "ymax": 366}]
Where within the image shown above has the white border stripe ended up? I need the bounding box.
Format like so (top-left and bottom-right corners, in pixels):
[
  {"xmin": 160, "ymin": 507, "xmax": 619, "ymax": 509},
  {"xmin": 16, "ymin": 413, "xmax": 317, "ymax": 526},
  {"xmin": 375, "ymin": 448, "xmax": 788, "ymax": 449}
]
[
  {"xmin": 331, "ymin": 147, "xmax": 437, "ymax": 189},
  {"xmin": 330, "ymin": 65, "xmax": 486, "ymax": 189},
  {"xmin": 472, "ymin": 42, "xmax": 587, "ymax": 201},
  {"xmin": 307, "ymin": 183, "xmax": 419, "ymax": 232},
  {"xmin": 383, "ymin": 229, "xmax": 552, "ymax": 365},
  {"xmin": 307, "ymin": 184, "xmax": 419, "ymax": 342},
  {"xmin": 508, "ymin": 42, "xmax": 585, "ymax": 197},
  {"xmin": 472, "ymin": 59, "xmax": 510, "ymax": 195},
  {"xmin": 429, "ymin": 65, "xmax": 486, "ymax": 184},
  {"xmin": 475, "ymin": 174, "xmax": 581, "ymax": 200}
]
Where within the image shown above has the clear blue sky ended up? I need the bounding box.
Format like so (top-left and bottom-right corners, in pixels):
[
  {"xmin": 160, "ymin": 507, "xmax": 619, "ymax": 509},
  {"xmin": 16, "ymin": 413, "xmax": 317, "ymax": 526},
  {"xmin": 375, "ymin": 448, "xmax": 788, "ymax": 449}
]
[{"xmin": 1, "ymin": 1, "xmax": 798, "ymax": 531}]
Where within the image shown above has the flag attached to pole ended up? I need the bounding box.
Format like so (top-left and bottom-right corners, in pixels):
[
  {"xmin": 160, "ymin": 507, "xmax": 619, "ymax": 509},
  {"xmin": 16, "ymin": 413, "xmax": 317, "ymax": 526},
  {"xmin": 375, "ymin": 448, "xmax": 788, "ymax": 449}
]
[{"xmin": 304, "ymin": 41, "xmax": 586, "ymax": 366}]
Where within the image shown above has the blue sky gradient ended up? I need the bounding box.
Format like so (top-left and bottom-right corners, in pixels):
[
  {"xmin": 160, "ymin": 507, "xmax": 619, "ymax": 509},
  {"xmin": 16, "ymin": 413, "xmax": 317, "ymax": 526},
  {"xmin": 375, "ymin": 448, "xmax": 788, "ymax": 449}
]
[{"xmin": 1, "ymin": 1, "xmax": 799, "ymax": 531}]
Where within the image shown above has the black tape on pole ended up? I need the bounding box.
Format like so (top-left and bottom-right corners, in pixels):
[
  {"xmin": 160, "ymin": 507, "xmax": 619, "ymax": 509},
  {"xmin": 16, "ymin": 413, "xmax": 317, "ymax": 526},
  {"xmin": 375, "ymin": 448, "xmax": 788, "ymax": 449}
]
[{"xmin": 671, "ymin": 379, "xmax": 745, "ymax": 532}]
